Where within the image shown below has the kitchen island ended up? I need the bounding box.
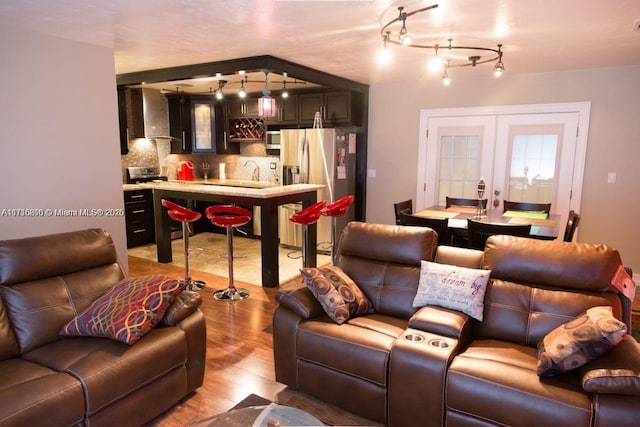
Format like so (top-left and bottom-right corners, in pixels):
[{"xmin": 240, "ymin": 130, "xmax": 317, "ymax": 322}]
[{"xmin": 141, "ymin": 181, "xmax": 324, "ymax": 287}]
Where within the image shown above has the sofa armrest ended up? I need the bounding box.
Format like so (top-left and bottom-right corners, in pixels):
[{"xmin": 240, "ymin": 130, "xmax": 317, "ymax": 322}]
[
  {"xmin": 579, "ymin": 335, "xmax": 640, "ymax": 396},
  {"xmin": 160, "ymin": 291, "xmax": 202, "ymax": 326},
  {"xmin": 276, "ymin": 284, "xmax": 324, "ymax": 320},
  {"xmin": 408, "ymin": 305, "xmax": 475, "ymax": 341}
]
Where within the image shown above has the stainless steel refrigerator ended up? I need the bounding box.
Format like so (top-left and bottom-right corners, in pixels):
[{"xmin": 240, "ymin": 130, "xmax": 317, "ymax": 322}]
[{"xmin": 279, "ymin": 128, "xmax": 356, "ymax": 253}]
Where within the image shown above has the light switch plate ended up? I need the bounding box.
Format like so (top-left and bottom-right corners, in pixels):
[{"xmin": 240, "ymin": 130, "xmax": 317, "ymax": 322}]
[
  {"xmin": 367, "ymin": 169, "xmax": 376, "ymax": 178},
  {"xmin": 607, "ymin": 172, "xmax": 617, "ymax": 184}
]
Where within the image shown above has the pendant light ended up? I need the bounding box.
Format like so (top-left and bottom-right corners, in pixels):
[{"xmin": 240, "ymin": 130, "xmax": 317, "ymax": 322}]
[{"xmin": 258, "ymin": 70, "xmax": 276, "ymax": 117}]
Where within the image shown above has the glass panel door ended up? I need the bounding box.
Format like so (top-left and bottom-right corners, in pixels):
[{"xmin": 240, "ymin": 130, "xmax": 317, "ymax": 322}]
[
  {"xmin": 438, "ymin": 133, "xmax": 481, "ymax": 205},
  {"xmin": 507, "ymin": 127, "xmax": 561, "ymax": 204},
  {"xmin": 418, "ymin": 116, "xmax": 496, "ymax": 210}
]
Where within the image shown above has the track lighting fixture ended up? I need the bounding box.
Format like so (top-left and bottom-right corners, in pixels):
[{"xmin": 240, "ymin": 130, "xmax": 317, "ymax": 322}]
[
  {"xmin": 238, "ymin": 78, "xmax": 247, "ymax": 98},
  {"xmin": 380, "ymin": 4, "xmax": 505, "ymax": 85}
]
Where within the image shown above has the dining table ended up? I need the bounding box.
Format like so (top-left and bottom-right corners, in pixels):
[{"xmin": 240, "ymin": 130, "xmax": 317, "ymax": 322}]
[{"xmin": 415, "ymin": 205, "xmax": 560, "ymax": 241}]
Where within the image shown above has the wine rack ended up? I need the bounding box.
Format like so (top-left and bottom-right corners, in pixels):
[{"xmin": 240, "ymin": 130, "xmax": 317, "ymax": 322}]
[{"xmin": 228, "ymin": 117, "xmax": 265, "ymax": 141}]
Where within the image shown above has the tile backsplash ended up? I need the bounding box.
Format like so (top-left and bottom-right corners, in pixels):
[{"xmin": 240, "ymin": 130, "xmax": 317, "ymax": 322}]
[{"xmin": 121, "ymin": 138, "xmax": 280, "ymax": 183}]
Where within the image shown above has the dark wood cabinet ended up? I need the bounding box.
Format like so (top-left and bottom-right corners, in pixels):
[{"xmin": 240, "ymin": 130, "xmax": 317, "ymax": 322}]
[
  {"xmin": 266, "ymin": 93, "xmax": 298, "ymax": 124},
  {"xmin": 298, "ymin": 90, "xmax": 355, "ymax": 125},
  {"xmin": 124, "ymin": 189, "xmax": 155, "ymax": 248},
  {"xmin": 117, "ymin": 87, "xmax": 146, "ymax": 154},
  {"xmin": 227, "ymin": 96, "xmax": 259, "ymax": 118},
  {"xmin": 167, "ymin": 94, "xmax": 238, "ymax": 154}
]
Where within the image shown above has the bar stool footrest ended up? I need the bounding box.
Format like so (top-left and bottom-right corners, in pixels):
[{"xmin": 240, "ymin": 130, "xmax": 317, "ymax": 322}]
[{"xmin": 213, "ymin": 287, "xmax": 250, "ymax": 301}]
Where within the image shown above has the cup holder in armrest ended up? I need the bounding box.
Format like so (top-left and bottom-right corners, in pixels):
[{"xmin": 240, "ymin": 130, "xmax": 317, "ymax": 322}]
[
  {"xmin": 428, "ymin": 338, "xmax": 450, "ymax": 349},
  {"xmin": 403, "ymin": 333, "xmax": 425, "ymax": 343}
]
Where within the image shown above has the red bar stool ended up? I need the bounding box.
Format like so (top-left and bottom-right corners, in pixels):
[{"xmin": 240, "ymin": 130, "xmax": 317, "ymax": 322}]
[
  {"xmin": 289, "ymin": 201, "xmax": 326, "ymax": 268},
  {"xmin": 321, "ymin": 195, "xmax": 355, "ymax": 263},
  {"xmin": 161, "ymin": 199, "xmax": 206, "ymax": 291},
  {"xmin": 205, "ymin": 205, "xmax": 252, "ymax": 301}
]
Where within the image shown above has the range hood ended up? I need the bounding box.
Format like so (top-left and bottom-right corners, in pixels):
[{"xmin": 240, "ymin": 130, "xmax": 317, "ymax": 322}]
[{"xmin": 127, "ymin": 88, "xmax": 174, "ymax": 140}]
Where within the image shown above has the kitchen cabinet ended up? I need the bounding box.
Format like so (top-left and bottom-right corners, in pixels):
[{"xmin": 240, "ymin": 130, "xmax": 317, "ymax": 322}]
[
  {"xmin": 124, "ymin": 189, "xmax": 155, "ymax": 248},
  {"xmin": 227, "ymin": 96, "xmax": 260, "ymax": 118},
  {"xmin": 167, "ymin": 94, "xmax": 238, "ymax": 154},
  {"xmin": 117, "ymin": 87, "xmax": 146, "ymax": 154},
  {"xmin": 298, "ymin": 90, "xmax": 355, "ymax": 125},
  {"xmin": 265, "ymin": 93, "xmax": 298, "ymax": 125}
]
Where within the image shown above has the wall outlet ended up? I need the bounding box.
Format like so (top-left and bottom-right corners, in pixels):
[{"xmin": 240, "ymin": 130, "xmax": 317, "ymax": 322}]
[{"xmin": 270, "ymin": 162, "xmax": 277, "ymax": 170}]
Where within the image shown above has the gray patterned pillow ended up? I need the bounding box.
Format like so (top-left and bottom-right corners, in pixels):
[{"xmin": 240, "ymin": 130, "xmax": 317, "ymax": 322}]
[
  {"xmin": 300, "ymin": 267, "xmax": 350, "ymax": 324},
  {"xmin": 316, "ymin": 265, "xmax": 374, "ymax": 316},
  {"xmin": 413, "ymin": 261, "xmax": 491, "ymax": 321},
  {"xmin": 537, "ymin": 306, "xmax": 627, "ymax": 377}
]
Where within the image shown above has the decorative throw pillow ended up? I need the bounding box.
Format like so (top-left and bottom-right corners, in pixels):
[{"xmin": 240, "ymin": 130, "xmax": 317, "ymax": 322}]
[
  {"xmin": 60, "ymin": 275, "xmax": 184, "ymax": 345},
  {"xmin": 316, "ymin": 265, "xmax": 374, "ymax": 316},
  {"xmin": 300, "ymin": 267, "xmax": 350, "ymax": 324},
  {"xmin": 412, "ymin": 261, "xmax": 491, "ymax": 321},
  {"xmin": 300, "ymin": 266, "xmax": 373, "ymax": 324},
  {"xmin": 536, "ymin": 306, "xmax": 627, "ymax": 377}
]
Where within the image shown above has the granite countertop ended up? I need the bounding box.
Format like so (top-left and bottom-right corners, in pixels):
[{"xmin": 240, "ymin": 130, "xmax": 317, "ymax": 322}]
[{"xmin": 135, "ymin": 180, "xmax": 324, "ymax": 198}]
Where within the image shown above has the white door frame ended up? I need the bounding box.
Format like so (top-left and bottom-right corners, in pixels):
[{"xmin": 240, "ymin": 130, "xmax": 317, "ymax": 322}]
[{"xmin": 417, "ymin": 102, "xmax": 591, "ymax": 216}]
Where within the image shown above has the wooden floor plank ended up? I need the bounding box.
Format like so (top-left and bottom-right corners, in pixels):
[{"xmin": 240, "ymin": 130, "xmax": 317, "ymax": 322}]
[{"xmin": 131, "ymin": 255, "xmax": 383, "ymax": 426}]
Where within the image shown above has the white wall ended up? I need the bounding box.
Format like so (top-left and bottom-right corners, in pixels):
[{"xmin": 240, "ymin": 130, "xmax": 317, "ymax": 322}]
[
  {"xmin": 367, "ymin": 65, "xmax": 640, "ymax": 271},
  {"xmin": 0, "ymin": 25, "xmax": 128, "ymax": 271}
]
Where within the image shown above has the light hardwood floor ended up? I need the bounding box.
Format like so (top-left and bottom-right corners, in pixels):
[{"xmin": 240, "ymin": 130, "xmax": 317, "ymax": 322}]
[{"xmin": 131, "ymin": 256, "xmax": 383, "ymax": 427}]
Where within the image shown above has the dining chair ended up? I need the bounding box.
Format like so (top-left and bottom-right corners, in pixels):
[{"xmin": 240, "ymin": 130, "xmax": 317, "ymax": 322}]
[
  {"xmin": 467, "ymin": 219, "xmax": 532, "ymax": 250},
  {"xmin": 399, "ymin": 211, "xmax": 450, "ymax": 245},
  {"xmin": 503, "ymin": 200, "xmax": 551, "ymax": 214},
  {"xmin": 446, "ymin": 197, "xmax": 488, "ymax": 209},
  {"xmin": 563, "ymin": 210, "xmax": 581, "ymax": 242},
  {"xmin": 393, "ymin": 199, "xmax": 413, "ymax": 225}
]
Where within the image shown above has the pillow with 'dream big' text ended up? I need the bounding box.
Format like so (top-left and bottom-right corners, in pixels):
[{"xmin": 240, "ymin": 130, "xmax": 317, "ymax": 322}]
[{"xmin": 413, "ymin": 260, "xmax": 491, "ymax": 321}]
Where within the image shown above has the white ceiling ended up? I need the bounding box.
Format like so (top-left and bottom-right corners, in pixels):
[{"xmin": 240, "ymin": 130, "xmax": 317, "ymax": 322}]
[{"xmin": 2, "ymin": 0, "xmax": 640, "ymax": 87}]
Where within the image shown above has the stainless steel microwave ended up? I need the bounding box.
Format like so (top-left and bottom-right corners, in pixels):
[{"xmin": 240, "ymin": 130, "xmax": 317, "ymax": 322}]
[{"xmin": 265, "ymin": 131, "xmax": 280, "ymax": 150}]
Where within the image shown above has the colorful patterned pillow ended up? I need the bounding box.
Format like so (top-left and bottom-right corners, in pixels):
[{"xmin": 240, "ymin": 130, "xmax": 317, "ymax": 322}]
[
  {"xmin": 537, "ymin": 306, "xmax": 627, "ymax": 377},
  {"xmin": 300, "ymin": 266, "xmax": 373, "ymax": 324},
  {"xmin": 413, "ymin": 261, "xmax": 491, "ymax": 321},
  {"xmin": 60, "ymin": 275, "xmax": 184, "ymax": 345}
]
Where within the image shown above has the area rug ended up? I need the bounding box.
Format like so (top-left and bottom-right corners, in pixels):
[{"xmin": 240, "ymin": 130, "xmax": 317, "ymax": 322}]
[{"xmin": 187, "ymin": 394, "xmax": 328, "ymax": 426}]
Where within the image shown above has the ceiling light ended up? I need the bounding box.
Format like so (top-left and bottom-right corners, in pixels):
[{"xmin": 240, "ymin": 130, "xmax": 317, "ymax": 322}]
[
  {"xmin": 215, "ymin": 80, "xmax": 226, "ymax": 100},
  {"xmin": 442, "ymin": 61, "xmax": 451, "ymax": 85},
  {"xmin": 238, "ymin": 78, "xmax": 246, "ymax": 98},
  {"xmin": 282, "ymin": 81, "xmax": 289, "ymax": 98},
  {"xmin": 258, "ymin": 70, "xmax": 276, "ymax": 117},
  {"xmin": 493, "ymin": 46, "xmax": 504, "ymax": 77},
  {"xmin": 380, "ymin": 4, "xmax": 505, "ymax": 79}
]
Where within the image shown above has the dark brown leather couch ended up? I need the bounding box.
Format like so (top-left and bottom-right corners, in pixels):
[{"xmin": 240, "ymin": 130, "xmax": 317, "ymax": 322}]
[
  {"xmin": 0, "ymin": 229, "xmax": 206, "ymax": 427},
  {"xmin": 273, "ymin": 222, "xmax": 640, "ymax": 426}
]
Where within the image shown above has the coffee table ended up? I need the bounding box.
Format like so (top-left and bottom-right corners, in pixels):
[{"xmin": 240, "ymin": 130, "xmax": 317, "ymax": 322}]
[{"xmin": 191, "ymin": 402, "xmax": 325, "ymax": 426}]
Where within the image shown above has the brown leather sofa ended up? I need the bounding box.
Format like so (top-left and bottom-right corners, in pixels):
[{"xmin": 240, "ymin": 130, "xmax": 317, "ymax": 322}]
[
  {"xmin": 273, "ymin": 222, "xmax": 640, "ymax": 426},
  {"xmin": 0, "ymin": 229, "xmax": 206, "ymax": 427}
]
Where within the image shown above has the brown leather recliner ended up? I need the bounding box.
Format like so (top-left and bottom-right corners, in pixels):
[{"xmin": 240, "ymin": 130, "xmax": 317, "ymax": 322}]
[
  {"xmin": 273, "ymin": 222, "xmax": 640, "ymax": 426},
  {"xmin": 0, "ymin": 229, "xmax": 206, "ymax": 427}
]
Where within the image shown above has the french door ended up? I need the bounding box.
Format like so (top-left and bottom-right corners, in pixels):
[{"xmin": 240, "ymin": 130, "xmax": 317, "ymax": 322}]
[{"xmin": 417, "ymin": 103, "xmax": 590, "ymax": 240}]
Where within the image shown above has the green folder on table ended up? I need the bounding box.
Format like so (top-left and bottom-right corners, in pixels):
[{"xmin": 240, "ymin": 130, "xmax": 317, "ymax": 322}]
[{"xmin": 502, "ymin": 210, "xmax": 548, "ymax": 220}]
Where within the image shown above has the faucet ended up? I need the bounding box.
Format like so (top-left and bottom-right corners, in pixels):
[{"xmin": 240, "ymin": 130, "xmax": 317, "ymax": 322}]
[{"xmin": 242, "ymin": 159, "xmax": 260, "ymax": 181}]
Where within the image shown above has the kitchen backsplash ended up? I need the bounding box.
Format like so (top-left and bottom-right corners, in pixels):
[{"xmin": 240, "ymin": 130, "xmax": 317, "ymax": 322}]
[{"xmin": 121, "ymin": 138, "xmax": 280, "ymax": 183}]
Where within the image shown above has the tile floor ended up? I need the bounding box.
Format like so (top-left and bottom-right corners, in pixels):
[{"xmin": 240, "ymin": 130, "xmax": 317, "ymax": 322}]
[{"xmin": 127, "ymin": 232, "xmax": 332, "ymax": 286}]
